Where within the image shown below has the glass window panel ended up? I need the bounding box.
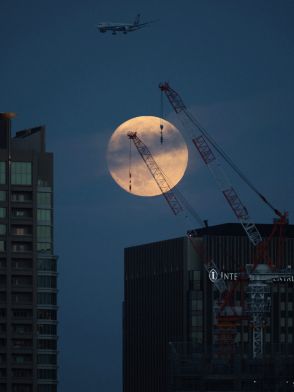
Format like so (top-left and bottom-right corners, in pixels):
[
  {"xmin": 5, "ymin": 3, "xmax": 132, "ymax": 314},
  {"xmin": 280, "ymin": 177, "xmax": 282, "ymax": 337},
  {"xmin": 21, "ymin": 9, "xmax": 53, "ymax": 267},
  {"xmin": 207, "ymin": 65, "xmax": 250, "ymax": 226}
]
[
  {"xmin": 37, "ymin": 324, "xmax": 56, "ymax": 335},
  {"xmin": 37, "ymin": 368, "xmax": 57, "ymax": 380},
  {"xmin": 0, "ymin": 225, "xmax": 5, "ymax": 235},
  {"xmin": 37, "ymin": 293, "xmax": 56, "ymax": 305},
  {"xmin": 191, "ymin": 315, "xmax": 202, "ymax": 327},
  {"xmin": 12, "ymin": 259, "xmax": 32, "ymax": 270},
  {"xmin": 37, "ymin": 310, "xmax": 56, "ymax": 321},
  {"xmin": 37, "ymin": 385, "xmax": 57, "ymax": 392},
  {"xmin": 12, "ymin": 243, "xmax": 32, "ymax": 252},
  {"xmin": 37, "ymin": 243, "xmax": 52, "ymax": 253},
  {"xmin": 37, "ymin": 354, "xmax": 57, "ymax": 365},
  {"xmin": 12, "ymin": 309, "xmax": 32, "ymax": 319},
  {"xmin": 0, "ymin": 208, "xmax": 6, "ymax": 218},
  {"xmin": 11, "ymin": 192, "xmax": 32, "ymax": 202},
  {"xmin": 37, "ymin": 193, "xmax": 51, "ymax": 207},
  {"xmin": 37, "ymin": 259, "xmax": 56, "ymax": 272},
  {"xmin": 12, "ymin": 226, "xmax": 32, "ymax": 236},
  {"xmin": 37, "ymin": 226, "xmax": 51, "ymax": 242},
  {"xmin": 0, "ymin": 191, "xmax": 6, "ymax": 201},
  {"xmin": 37, "ymin": 210, "xmax": 51, "ymax": 224},
  {"xmin": 0, "ymin": 162, "xmax": 5, "ymax": 184},
  {"xmin": 0, "ymin": 241, "xmax": 5, "ymax": 252},
  {"xmin": 12, "ymin": 293, "xmax": 32, "ymax": 305},
  {"xmin": 37, "ymin": 276, "xmax": 56, "ymax": 288},
  {"xmin": 37, "ymin": 339, "xmax": 56, "ymax": 350},
  {"xmin": 11, "ymin": 162, "xmax": 32, "ymax": 185},
  {"xmin": 12, "ymin": 276, "xmax": 32, "ymax": 287}
]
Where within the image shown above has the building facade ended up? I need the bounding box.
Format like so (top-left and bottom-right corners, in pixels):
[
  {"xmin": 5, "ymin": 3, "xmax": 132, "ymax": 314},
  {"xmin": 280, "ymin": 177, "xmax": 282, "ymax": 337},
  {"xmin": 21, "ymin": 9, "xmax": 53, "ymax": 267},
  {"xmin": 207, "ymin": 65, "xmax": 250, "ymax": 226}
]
[
  {"xmin": 123, "ymin": 223, "xmax": 294, "ymax": 392},
  {"xmin": 0, "ymin": 114, "xmax": 57, "ymax": 392}
]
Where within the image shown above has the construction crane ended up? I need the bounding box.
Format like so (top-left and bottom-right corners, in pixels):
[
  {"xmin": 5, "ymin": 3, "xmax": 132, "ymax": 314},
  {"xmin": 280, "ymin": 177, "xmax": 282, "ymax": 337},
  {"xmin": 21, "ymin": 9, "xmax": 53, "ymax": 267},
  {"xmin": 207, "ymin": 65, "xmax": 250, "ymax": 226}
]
[
  {"xmin": 127, "ymin": 131, "xmax": 228, "ymax": 292},
  {"xmin": 127, "ymin": 131, "xmax": 183, "ymax": 216},
  {"xmin": 159, "ymin": 82, "xmax": 292, "ymax": 359},
  {"xmin": 127, "ymin": 131, "xmax": 247, "ymax": 357}
]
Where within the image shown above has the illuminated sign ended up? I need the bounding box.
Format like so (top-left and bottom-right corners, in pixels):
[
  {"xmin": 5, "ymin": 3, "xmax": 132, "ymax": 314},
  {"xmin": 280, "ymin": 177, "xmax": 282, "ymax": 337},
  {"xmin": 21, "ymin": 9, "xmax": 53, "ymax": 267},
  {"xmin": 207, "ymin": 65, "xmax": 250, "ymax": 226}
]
[{"xmin": 208, "ymin": 270, "xmax": 238, "ymax": 283}]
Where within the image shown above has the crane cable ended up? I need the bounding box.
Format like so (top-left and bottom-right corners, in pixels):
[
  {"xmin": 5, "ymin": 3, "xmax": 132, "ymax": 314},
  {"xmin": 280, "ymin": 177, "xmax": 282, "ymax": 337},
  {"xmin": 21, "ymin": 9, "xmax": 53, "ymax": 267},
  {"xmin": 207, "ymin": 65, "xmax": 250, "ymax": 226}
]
[
  {"xmin": 129, "ymin": 137, "xmax": 132, "ymax": 192},
  {"xmin": 160, "ymin": 90, "xmax": 164, "ymax": 144}
]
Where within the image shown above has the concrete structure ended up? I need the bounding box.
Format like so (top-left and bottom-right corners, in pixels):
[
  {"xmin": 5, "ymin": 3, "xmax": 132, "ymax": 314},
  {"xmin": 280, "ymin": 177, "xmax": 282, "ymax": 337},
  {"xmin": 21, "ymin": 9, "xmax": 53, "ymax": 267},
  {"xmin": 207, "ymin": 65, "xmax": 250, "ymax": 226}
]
[
  {"xmin": 0, "ymin": 114, "xmax": 57, "ymax": 392},
  {"xmin": 123, "ymin": 223, "xmax": 294, "ymax": 392}
]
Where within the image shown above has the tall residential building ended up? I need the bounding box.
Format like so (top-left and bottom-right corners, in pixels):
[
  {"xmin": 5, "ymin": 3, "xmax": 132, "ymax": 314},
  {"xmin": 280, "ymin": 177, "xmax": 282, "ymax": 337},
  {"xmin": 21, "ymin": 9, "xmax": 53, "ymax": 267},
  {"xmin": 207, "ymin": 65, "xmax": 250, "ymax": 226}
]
[
  {"xmin": 123, "ymin": 223, "xmax": 294, "ymax": 392},
  {"xmin": 0, "ymin": 113, "xmax": 57, "ymax": 392}
]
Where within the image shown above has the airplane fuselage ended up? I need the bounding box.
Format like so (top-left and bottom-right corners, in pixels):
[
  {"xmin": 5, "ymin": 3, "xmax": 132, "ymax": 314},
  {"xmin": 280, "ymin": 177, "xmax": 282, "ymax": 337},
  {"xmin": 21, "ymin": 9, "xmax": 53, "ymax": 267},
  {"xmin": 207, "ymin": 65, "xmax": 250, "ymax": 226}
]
[{"xmin": 97, "ymin": 14, "xmax": 153, "ymax": 35}]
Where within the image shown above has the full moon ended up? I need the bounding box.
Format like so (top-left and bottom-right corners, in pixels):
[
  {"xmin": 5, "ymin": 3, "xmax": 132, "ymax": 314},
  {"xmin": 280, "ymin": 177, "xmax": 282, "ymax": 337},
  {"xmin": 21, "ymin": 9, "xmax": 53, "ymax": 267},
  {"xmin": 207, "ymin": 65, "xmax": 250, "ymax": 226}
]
[{"xmin": 107, "ymin": 116, "xmax": 188, "ymax": 197}]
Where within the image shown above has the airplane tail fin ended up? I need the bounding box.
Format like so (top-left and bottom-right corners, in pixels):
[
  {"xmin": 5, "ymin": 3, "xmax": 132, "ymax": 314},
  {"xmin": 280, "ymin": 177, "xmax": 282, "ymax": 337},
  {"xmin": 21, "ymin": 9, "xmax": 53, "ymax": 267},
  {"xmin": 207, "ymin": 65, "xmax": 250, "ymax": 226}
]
[{"xmin": 134, "ymin": 14, "xmax": 140, "ymax": 25}]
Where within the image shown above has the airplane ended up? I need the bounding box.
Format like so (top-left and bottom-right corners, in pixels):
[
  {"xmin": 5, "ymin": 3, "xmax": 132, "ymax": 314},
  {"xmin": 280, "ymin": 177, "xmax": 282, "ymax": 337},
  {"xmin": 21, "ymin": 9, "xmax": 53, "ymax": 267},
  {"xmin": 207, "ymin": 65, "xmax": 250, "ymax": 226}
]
[{"xmin": 97, "ymin": 14, "xmax": 156, "ymax": 35}]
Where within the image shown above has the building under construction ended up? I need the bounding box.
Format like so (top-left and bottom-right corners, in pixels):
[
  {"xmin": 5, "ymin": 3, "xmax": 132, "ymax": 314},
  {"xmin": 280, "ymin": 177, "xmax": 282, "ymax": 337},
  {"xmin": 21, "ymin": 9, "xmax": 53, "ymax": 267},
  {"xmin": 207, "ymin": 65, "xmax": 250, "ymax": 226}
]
[{"xmin": 123, "ymin": 223, "xmax": 294, "ymax": 392}]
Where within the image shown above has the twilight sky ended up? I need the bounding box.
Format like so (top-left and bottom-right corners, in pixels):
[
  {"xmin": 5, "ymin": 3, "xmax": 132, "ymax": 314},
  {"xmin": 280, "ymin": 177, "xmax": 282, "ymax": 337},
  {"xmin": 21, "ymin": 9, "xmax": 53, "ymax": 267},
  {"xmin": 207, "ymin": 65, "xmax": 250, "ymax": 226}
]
[{"xmin": 1, "ymin": 1, "xmax": 294, "ymax": 391}]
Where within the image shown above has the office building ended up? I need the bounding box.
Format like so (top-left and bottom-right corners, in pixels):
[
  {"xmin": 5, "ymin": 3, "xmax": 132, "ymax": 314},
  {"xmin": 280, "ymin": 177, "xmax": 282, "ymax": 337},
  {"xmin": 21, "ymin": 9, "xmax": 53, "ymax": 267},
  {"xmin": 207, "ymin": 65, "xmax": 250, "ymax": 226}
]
[
  {"xmin": 0, "ymin": 113, "xmax": 57, "ymax": 392},
  {"xmin": 123, "ymin": 223, "xmax": 294, "ymax": 392}
]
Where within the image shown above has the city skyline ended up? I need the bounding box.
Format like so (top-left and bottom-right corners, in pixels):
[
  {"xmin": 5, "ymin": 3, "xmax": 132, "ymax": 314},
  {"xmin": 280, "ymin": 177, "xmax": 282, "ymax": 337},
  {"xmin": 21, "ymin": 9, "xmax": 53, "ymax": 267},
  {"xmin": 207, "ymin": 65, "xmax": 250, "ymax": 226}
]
[{"xmin": 1, "ymin": 1, "xmax": 294, "ymax": 391}]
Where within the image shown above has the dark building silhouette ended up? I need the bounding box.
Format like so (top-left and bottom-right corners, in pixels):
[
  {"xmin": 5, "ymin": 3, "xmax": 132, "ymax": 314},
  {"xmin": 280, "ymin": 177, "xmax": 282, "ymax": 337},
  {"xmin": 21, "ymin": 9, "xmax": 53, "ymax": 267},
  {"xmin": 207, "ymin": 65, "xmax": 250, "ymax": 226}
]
[
  {"xmin": 0, "ymin": 113, "xmax": 57, "ymax": 392},
  {"xmin": 123, "ymin": 223, "xmax": 294, "ymax": 392}
]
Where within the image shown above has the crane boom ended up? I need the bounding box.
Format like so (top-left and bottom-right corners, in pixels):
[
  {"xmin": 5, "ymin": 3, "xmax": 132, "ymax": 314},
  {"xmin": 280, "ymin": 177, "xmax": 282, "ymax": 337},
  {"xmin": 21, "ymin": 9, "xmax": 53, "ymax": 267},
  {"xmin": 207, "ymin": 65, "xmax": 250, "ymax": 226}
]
[
  {"xmin": 159, "ymin": 82, "xmax": 263, "ymax": 246},
  {"xmin": 128, "ymin": 130, "xmax": 228, "ymax": 294},
  {"xmin": 127, "ymin": 131, "xmax": 183, "ymax": 216}
]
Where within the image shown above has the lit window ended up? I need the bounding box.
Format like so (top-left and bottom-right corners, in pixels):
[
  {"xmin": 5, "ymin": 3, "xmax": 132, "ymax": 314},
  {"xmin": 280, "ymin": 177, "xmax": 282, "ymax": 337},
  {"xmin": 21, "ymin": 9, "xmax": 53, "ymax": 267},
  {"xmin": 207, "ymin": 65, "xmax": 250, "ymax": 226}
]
[
  {"xmin": 0, "ymin": 162, "xmax": 5, "ymax": 184},
  {"xmin": 12, "ymin": 226, "xmax": 31, "ymax": 236},
  {"xmin": 11, "ymin": 162, "xmax": 32, "ymax": 185}
]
